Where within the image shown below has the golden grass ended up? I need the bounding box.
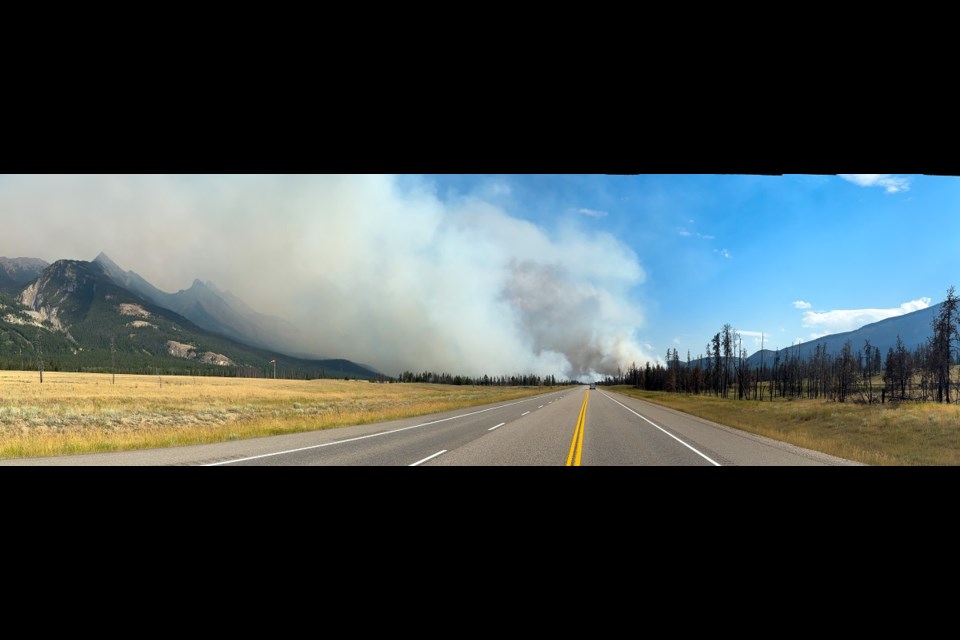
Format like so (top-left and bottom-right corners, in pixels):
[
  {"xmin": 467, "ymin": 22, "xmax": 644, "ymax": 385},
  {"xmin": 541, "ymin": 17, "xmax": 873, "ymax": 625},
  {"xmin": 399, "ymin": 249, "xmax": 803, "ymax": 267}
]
[
  {"xmin": 0, "ymin": 371, "xmax": 569, "ymax": 459},
  {"xmin": 610, "ymin": 386, "xmax": 960, "ymax": 466}
]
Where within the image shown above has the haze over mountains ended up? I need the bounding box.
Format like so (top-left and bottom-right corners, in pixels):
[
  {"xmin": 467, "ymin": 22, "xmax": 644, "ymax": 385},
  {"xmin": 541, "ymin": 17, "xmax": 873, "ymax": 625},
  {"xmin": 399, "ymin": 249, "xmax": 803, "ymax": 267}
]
[
  {"xmin": 92, "ymin": 253, "xmax": 305, "ymax": 356},
  {"xmin": 0, "ymin": 175, "xmax": 673, "ymax": 381},
  {"xmin": 0, "ymin": 254, "xmax": 377, "ymax": 379},
  {"xmin": 0, "ymin": 257, "xmax": 48, "ymax": 294},
  {"xmin": 2, "ymin": 249, "xmax": 950, "ymax": 380}
]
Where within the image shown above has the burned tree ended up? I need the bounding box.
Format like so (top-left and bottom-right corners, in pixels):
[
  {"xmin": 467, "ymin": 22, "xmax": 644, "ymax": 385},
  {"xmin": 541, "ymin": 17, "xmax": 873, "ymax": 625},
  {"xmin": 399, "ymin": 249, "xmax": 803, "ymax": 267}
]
[{"xmin": 931, "ymin": 286, "xmax": 959, "ymax": 403}]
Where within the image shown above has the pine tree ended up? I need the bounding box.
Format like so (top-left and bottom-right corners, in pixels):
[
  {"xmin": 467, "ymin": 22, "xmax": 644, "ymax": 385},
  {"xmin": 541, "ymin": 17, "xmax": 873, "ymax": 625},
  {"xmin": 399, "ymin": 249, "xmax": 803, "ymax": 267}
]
[
  {"xmin": 931, "ymin": 286, "xmax": 959, "ymax": 403},
  {"xmin": 863, "ymin": 339, "xmax": 873, "ymax": 403},
  {"xmin": 721, "ymin": 324, "xmax": 733, "ymax": 398}
]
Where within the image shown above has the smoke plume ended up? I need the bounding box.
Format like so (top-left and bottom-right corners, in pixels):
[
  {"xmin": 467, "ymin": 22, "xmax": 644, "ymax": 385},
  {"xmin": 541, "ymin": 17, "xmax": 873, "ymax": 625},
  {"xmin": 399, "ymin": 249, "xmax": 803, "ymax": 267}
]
[{"xmin": 0, "ymin": 174, "xmax": 654, "ymax": 378}]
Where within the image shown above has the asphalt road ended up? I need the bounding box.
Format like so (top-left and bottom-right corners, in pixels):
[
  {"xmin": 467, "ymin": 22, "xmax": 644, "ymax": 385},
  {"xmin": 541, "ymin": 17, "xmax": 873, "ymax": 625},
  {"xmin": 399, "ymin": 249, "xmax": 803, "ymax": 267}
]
[{"xmin": 0, "ymin": 387, "xmax": 861, "ymax": 466}]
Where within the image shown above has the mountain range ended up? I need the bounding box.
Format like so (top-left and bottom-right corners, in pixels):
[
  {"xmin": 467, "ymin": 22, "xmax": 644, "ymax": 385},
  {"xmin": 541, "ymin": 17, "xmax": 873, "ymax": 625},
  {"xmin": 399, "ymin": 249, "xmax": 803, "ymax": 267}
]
[
  {"xmin": 0, "ymin": 253, "xmax": 378, "ymax": 379},
  {"xmin": 728, "ymin": 303, "xmax": 942, "ymax": 369},
  {"xmin": 92, "ymin": 253, "xmax": 305, "ymax": 355},
  {"xmin": 5, "ymin": 252, "xmax": 948, "ymax": 379}
]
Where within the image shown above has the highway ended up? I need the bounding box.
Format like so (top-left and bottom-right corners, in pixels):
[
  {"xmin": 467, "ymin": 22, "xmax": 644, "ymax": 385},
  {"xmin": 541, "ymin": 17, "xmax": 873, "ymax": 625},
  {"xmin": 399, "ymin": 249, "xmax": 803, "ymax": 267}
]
[{"xmin": 0, "ymin": 387, "xmax": 860, "ymax": 466}]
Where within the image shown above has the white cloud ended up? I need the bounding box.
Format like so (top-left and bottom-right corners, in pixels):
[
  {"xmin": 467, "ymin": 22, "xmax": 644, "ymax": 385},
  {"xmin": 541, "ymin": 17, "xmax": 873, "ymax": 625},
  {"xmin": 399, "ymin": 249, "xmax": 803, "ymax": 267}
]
[
  {"xmin": 900, "ymin": 298, "xmax": 932, "ymax": 312},
  {"xmin": 793, "ymin": 300, "xmax": 812, "ymax": 309},
  {"xmin": 736, "ymin": 329, "xmax": 766, "ymax": 349},
  {"xmin": 839, "ymin": 174, "xmax": 911, "ymax": 194},
  {"xmin": 678, "ymin": 227, "xmax": 714, "ymax": 240},
  {"xmin": 714, "ymin": 248, "xmax": 731, "ymax": 259},
  {"xmin": 801, "ymin": 297, "xmax": 932, "ymax": 335},
  {"xmin": 672, "ymin": 337, "xmax": 682, "ymax": 345},
  {"xmin": 579, "ymin": 208, "xmax": 608, "ymax": 218}
]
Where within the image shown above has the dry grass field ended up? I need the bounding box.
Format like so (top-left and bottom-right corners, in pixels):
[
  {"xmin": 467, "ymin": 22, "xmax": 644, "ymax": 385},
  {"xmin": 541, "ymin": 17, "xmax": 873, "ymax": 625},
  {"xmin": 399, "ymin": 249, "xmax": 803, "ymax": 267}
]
[
  {"xmin": 611, "ymin": 386, "xmax": 960, "ymax": 465},
  {"xmin": 0, "ymin": 371, "xmax": 565, "ymax": 459}
]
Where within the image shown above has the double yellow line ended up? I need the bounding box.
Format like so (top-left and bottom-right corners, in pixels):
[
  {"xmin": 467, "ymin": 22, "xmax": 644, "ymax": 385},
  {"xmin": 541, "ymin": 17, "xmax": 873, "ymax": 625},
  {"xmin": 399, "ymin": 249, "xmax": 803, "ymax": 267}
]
[{"xmin": 565, "ymin": 390, "xmax": 590, "ymax": 466}]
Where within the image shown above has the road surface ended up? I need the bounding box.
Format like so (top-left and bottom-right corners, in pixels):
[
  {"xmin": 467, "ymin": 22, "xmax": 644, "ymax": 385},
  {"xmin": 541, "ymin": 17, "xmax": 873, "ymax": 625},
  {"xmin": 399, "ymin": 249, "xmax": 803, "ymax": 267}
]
[{"xmin": 0, "ymin": 387, "xmax": 861, "ymax": 466}]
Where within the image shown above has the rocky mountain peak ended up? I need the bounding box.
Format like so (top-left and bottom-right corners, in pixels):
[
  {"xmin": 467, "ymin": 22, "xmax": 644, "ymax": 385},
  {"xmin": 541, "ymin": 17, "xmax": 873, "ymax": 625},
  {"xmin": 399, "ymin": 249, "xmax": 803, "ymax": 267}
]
[
  {"xmin": 0, "ymin": 256, "xmax": 50, "ymax": 292},
  {"xmin": 17, "ymin": 259, "xmax": 109, "ymax": 333},
  {"xmin": 94, "ymin": 251, "xmax": 117, "ymax": 267}
]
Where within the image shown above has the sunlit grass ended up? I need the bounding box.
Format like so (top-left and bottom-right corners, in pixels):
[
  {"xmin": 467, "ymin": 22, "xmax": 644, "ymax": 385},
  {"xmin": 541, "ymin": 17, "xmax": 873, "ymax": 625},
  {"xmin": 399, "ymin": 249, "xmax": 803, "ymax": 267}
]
[
  {"xmin": 610, "ymin": 386, "xmax": 960, "ymax": 465},
  {"xmin": 0, "ymin": 371, "xmax": 569, "ymax": 459}
]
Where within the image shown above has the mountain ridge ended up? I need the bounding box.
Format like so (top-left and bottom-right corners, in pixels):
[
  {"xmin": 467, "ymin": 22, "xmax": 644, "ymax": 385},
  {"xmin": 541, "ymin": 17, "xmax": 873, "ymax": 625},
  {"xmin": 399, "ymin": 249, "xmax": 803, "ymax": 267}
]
[
  {"xmin": 749, "ymin": 301, "xmax": 941, "ymax": 367},
  {"xmin": 0, "ymin": 256, "xmax": 379, "ymax": 379},
  {"xmin": 678, "ymin": 301, "xmax": 945, "ymax": 370},
  {"xmin": 0, "ymin": 256, "xmax": 49, "ymax": 293},
  {"xmin": 92, "ymin": 252, "xmax": 308, "ymax": 358}
]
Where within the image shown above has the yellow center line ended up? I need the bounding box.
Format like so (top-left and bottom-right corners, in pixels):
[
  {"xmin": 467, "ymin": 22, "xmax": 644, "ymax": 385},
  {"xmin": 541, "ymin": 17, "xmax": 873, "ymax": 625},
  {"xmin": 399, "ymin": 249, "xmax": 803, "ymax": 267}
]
[{"xmin": 565, "ymin": 389, "xmax": 590, "ymax": 466}]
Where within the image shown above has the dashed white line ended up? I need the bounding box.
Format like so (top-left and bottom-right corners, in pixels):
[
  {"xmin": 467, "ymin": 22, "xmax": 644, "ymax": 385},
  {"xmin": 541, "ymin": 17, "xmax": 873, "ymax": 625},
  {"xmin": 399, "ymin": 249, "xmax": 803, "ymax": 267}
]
[
  {"xmin": 488, "ymin": 422, "xmax": 506, "ymax": 431},
  {"xmin": 538, "ymin": 405, "xmax": 544, "ymax": 408},
  {"xmin": 521, "ymin": 411, "xmax": 530, "ymax": 416},
  {"xmin": 204, "ymin": 392, "xmax": 562, "ymax": 466},
  {"xmin": 410, "ymin": 450, "xmax": 447, "ymax": 466},
  {"xmin": 600, "ymin": 391, "xmax": 721, "ymax": 466}
]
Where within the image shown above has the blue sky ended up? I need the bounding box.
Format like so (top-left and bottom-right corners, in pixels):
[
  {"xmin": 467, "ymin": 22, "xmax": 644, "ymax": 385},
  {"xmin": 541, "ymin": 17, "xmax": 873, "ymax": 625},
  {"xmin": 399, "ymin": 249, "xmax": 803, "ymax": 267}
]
[
  {"xmin": 1, "ymin": 173, "xmax": 954, "ymax": 378},
  {"xmin": 421, "ymin": 173, "xmax": 954, "ymax": 362}
]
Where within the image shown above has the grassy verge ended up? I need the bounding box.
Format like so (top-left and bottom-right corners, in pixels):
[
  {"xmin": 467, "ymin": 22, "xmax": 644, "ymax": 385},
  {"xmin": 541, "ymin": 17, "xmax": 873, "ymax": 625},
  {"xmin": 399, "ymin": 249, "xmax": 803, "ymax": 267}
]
[
  {"xmin": 608, "ymin": 385, "xmax": 960, "ymax": 465},
  {"xmin": 0, "ymin": 371, "xmax": 570, "ymax": 459}
]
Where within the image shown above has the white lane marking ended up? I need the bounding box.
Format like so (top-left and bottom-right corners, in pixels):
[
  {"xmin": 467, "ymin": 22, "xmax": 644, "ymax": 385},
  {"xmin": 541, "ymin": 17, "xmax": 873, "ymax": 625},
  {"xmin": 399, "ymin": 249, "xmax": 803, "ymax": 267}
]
[
  {"xmin": 600, "ymin": 391, "xmax": 721, "ymax": 466},
  {"xmin": 521, "ymin": 411, "xmax": 530, "ymax": 416},
  {"xmin": 538, "ymin": 405, "xmax": 544, "ymax": 408},
  {"xmin": 204, "ymin": 391, "xmax": 565, "ymax": 466},
  {"xmin": 488, "ymin": 422, "xmax": 506, "ymax": 431},
  {"xmin": 410, "ymin": 450, "xmax": 447, "ymax": 466}
]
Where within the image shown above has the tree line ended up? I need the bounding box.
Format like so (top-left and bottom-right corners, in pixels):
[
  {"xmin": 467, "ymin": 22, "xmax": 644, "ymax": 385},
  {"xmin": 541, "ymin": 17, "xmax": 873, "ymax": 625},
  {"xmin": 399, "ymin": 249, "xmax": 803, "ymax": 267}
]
[
  {"xmin": 397, "ymin": 371, "xmax": 568, "ymax": 386},
  {"xmin": 603, "ymin": 287, "xmax": 960, "ymax": 404}
]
